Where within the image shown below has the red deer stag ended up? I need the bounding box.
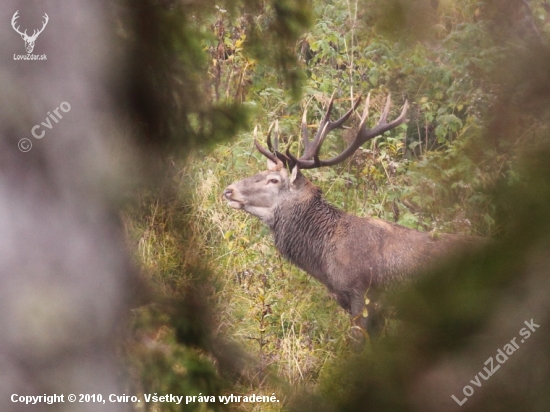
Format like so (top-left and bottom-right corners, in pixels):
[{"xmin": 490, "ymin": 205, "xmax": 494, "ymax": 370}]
[{"xmin": 223, "ymin": 91, "xmax": 481, "ymax": 336}]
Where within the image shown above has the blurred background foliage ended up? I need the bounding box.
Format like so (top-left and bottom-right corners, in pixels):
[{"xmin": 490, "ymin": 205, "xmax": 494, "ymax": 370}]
[{"xmin": 118, "ymin": 0, "xmax": 550, "ymax": 411}]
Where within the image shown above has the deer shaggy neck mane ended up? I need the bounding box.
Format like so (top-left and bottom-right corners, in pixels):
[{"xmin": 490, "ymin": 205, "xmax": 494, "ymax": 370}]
[
  {"xmin": 271, "ymin": 183, "xmax": 342, "ymax": 279},
  {"xmin": 223, "ymin": 92, "xmax": 484, "ymax": 336}
]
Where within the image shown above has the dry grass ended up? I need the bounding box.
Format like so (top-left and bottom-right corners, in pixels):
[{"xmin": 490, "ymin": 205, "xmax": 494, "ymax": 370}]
[{"xmin": 122, "ymin": 134, "xmax": 354, "ymax": 411}]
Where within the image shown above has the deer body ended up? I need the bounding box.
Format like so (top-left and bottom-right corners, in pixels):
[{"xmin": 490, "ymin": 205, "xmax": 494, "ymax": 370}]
[
  {"xmin": 225, "ymin": 163, "xmax": 475, "ymax": 332},
  {"xmin": 224, "ymin": 91, "xmax": 481, "ymax": 334}
]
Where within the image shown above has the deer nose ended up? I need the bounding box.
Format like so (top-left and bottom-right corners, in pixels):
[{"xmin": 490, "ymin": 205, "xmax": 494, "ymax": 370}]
[{"xmin": 223, "ymin": 187, "xmax": 234, "ymax": 199}]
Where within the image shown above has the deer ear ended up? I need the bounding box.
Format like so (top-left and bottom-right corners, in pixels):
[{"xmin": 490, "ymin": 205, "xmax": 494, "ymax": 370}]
[
  {"xmin": 267, "ymin": 159, "xmax": 277, "ymax": 170},
  {"xmin": 290, "ymin": 165, "xmax": 299, "ymax": 184}
]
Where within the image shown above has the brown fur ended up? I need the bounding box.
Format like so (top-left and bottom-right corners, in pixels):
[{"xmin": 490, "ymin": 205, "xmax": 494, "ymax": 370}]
[{"xmin": 224, "ymin": 167, "xmax": 483, "ymax": 335}]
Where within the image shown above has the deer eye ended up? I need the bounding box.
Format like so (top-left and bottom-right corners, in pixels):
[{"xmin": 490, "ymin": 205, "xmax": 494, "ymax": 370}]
[{"xmin": 268, "ymin": 178, "xmax": 279, "ymax": 184}]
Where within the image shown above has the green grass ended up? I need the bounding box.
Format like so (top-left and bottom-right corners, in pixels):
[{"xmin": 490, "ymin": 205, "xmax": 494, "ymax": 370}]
[
  {"xmin": 122, "ymin": 135, "xmax": 361, "ymax": 411},
  {"xmin": 187, "ymin": 139, "xmax": 353, "ymax": 382},
  {"xmin": 121, "ymin": 115, "xmax": 496, "ymax": 411}
]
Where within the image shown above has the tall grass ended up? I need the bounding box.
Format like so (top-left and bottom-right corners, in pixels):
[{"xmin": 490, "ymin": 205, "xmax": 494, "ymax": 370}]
[
  {"xmin": 187, "ymin": 137, "xmax": 353, "ymax": 378},
  {"xmin": 123, "ymin": 132, "xmax": 361, "ymax": 410}
]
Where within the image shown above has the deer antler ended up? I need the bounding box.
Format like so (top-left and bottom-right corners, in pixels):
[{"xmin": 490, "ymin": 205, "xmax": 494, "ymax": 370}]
[
  {"xmin": 254, "ymin": 124, "xmax": 278, "ymax": 164},
  {"xmin": 30, "ymin": 13, "xmax": 49, "ymax": 40},
  {"xmin": 254, "ymin": 121, "xmax": 295, "ymax": 167},
  {"xmin": 11, "ymin": 11, "xmax": 49, "ymax": 40},
  {"xmin": 256, "ymin": 91, "xmax": 409, "ymax": 170},
  {"xmin": 11, "ymin": 11, "xmax": 26, "ymax": 37}
]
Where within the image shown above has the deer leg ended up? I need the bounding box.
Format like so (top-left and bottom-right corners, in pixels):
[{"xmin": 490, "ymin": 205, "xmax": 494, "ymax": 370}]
[
  {"xmin": 350, "ymin": 290, "xmax": 385, "ymax": 342},
  {"xmin": 349, "ymin": 295, "xmax": 368, "ymax": 346}
]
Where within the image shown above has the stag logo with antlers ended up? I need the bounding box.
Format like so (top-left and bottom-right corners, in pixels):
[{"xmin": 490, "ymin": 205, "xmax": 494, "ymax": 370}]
[{"xmin": 11, "ymin": 10, "xmax": 49, "ymax": 56}]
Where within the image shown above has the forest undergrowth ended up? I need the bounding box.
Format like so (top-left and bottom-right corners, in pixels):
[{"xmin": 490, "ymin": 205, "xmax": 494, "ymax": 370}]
[{"xmin": 121, "ymin": 1, "xmax": 550, "ymax": 410}]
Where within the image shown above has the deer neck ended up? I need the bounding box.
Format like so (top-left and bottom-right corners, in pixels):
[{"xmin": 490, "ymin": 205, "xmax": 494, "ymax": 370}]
[{"xmin": 270, "ymin": 186, "xmax": 343, "ymax": 280}]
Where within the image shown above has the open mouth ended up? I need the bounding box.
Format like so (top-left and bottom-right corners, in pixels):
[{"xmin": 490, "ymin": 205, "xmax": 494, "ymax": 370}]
[
  {"xmin": 226, "ymin": 199, "xmax": 243, "ymax": 209},
  {"xmin": 223, "ymin": 189, "xmax": 244, "ymax": 209}
]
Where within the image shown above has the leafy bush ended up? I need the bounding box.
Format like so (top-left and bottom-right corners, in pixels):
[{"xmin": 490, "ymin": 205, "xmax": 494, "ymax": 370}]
[{"xmin": 122, "ymin": 0, "xmax": 550, "ymax": 410}]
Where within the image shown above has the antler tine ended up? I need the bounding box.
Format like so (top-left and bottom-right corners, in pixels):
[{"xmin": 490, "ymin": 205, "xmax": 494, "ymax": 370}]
[
  {"xmin": 254, "ymin": 123, "xmax": 294, "ymax": 169},
  {"xmin": 11, "ymin": 10, "xmax": 26, "ymax": 36},
  {"xmin": 25, "ymin": 13, "xmax": 49, "ymax": 40},
  {"xmin": 323, "ymin": 90, "xmax": 337, "ymax": 123},
  {"xmin": 311, "ymin": 95, "xmax": 362, "ymax": 159},
  {"xmin": 297, "ymin": 96, "xmax": 408, "ymax": 169},
  {"xmin": 273, "ymin": 120, "xmax": 280, "ymax": 152},
  {"xmin": 371, "ymin": 98, "xmax": 408, "ymax": 135},
  {"xmin": 302, "ymin": 91, "xmax": 362, "ymax": 161},
  {"xmin": 300, "ymin": 95, "xmax": 318, "ymax": 156},
  {"xmin": 358, "ymin": 93, "xmax": 371, "ymax": 129},
  {"xmin": 301, "ymin": 109, "xmax": 311, "ymax": 155},
  {"xmin": 312, "ymin": 122, "xmax": 330, "ymax": 159},
  {"xmin": 261, "ymin": 90, "xmax": 407, "ymax": 170},
  {"xmin": 36, "ymin": 13, "xmax": 49, "ymax": 37},
  {"xmin": 358, "ymin": 98, "xmax": 409, "ymax": 149},
  {"xmin": 329, "ymin": 95, "xmax": 362, "ymax": 129},
  {"xmin": 302, "ymin": 91, "xmax": 336, "ymax": 159},
  {"xmin": 285, "ymin": 147, "xmax": 299, "ymax": 166},
  {"xmin": 254, "ymin": 125, "xmax": 279, "ymax": 164},
  {"xmin": 379, "ymin": 94, "xmax": 392, "ymax": 124},
  {"xmin": 265, "ymin": 122, "xmax": 275, "ymax": 152}
]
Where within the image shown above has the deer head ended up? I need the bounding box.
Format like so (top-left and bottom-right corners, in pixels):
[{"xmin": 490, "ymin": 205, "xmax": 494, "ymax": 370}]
[
  {"xmin": 223, "ymin": 126, "xmax": 307, "ymax": 225},
  {"xmin": 12, "ymin": 11, "xmax": 49, "ymax": 54},
  {"xmin": 224, "ymin": 91, "xmax": 409, "ymax": 224}
]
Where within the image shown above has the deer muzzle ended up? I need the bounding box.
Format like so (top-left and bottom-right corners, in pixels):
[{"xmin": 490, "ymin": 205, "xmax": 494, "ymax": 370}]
[{"xmin": 223, "ymin": 186, "xmax": 243, "ymax": 209}]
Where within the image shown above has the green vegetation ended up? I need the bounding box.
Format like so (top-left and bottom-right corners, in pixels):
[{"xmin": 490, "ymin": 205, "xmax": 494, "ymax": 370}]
[{"xmin": 120, "ymin": 1, "xmax": 550, "ymax": 411}]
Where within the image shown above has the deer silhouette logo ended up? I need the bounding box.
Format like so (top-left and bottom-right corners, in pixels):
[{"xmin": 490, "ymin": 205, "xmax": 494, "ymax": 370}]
[{"xmin": 11, "ymin": 11, "xmax": 49, "ymax": 54}]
